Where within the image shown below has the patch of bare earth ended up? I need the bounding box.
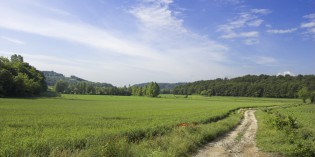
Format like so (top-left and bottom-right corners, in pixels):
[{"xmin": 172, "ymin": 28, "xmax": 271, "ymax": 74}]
[{"xmin": 195, "ymin": 110, "xmax": 273, "ymax": 157}]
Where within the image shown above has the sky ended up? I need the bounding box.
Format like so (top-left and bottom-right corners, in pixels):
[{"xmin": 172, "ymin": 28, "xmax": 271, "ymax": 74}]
[{"xmin": 0, "ymin": 0, "xmax": 314, "ymax": 86}]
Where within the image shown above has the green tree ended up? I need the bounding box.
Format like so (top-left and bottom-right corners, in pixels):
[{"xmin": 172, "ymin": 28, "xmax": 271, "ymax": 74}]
[
  {"xmin": 298, "ymin": 87, "xmax": 309, "ymax": 103},
  {"xmin": 146, "ymin": 82, "xmax": 160, "ymax": 97},
  {"xmin": 10, "ymin": 54, "xmax": 23, "ymax": 62},
  {"xmin": 54, "ymin": 81, "xmax": 69, "ymax": 93}
]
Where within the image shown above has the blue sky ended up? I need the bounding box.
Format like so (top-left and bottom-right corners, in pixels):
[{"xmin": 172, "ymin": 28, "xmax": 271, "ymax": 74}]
[{"xmin": 0, "ymin": 0, "xmax": 314, "ymax": 86}]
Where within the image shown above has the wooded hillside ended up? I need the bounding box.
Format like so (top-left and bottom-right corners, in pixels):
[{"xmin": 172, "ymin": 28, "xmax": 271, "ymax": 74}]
[{"xmin": 173, "ymin": 74, "xmax": 315, "ymax": 98}]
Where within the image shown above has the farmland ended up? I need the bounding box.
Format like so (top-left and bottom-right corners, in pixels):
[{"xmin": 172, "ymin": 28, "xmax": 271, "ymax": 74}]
[{"xmin": 0, "ymin": 95, "xmax": 299, "ymax": 156}]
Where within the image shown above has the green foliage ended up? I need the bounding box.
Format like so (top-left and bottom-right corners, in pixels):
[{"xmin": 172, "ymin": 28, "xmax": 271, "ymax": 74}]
[
  {"xmin": 257, "ymin": 104, "xmax": 315, "ymax": 157},
  {"xmin": 0, "ymin": 54, "xmax": 47, "ymax": 97},
  {"xmin": 54, "ymin": 80, "xmax": 69, "ymax": 93},
  {"xmin": 133, "ymin": 82, "xmax": 187, "ymax": 94},
  {"xmin": 0, "ymin": 95, "xmax": 297, "ymax": 156},
  {"xmin": 131, "ymin": 82, "xmax": 160, "ymax": 97},
  {"xmin": 298, "ymin": 87, "xmax": 310, "ymax": 103},
  {"xmin": 174, "ymin": 74, "xmax": 315, "ymax": 98}
]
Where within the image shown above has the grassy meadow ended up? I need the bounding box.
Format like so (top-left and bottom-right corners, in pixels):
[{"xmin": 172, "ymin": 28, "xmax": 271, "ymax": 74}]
[{"xmin": 0, "ymin": 94, "xmax": 299, "ymax": 156}]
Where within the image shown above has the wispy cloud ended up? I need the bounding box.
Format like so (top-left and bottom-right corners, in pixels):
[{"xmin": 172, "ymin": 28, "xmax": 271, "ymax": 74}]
[
  {"xmin": 247, "ymin": 19, "xmax": 264, "ymax": 27},
  {"xmin": 244, "ymin": 56, "xmax": 277, "ymax": 65},
  {"xmin": 303, "ymin": 13, "xmax": 315, "ymax": 19},
  {"xmin": 221, "ymin": 31, "xmax": 259, "ymax": 39},
  {"xmin": 301, "ymin": 13, "xmax": 315, "ymax": 40},
  {"xmin": 0, "ymin": 36, "xmax": 25, "ymax": 44},
  {"xmin": 266, "ymin": 28, "xmax": 297, "ymax": 34},
  {"xmin": 250, "ymin": 9, "xmax": 271, "ymax": 15},
  {"xmin": 130, "ymin": 0, "xmax": 185, "ymax": 31},
  {"xmin": 217, "ymin": 8, "xmax": 271, "ymax": 44}
]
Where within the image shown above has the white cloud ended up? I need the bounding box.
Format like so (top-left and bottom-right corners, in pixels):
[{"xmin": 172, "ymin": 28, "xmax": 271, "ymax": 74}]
[
  {"xmin": 239, "ymin": 31, "xmax": 259, "ymax": 37},
  {"xmin": 303, "ymin": 13, "xmax": 315, "ymax": 19},
  {"xmin": 266, "ymin": 28, "xmax": 297, "ymax": 34},
  {"xmin": 221, "ymin": 31, "xmax": 259, "ymax": 39},
  {"xmin": 277, "ymin": 71, "xmax": 295, "ymax": 76},
  {"xmin": 217, "ymin": 8, "xmax": 270, "ymax": 44},
  {"xmin": 0, "ymin": 36, "xmax": 25, "ymax": 44},
  {"xmin": 247, "ymin": 19, "xmax": 264, "ymax": 27},
  {"xmin": 250, "ymin": 9, "xmax": 271, "ymax": 15},
  {"xmin": 130, "ymin": 0, "xmax": 186, "ymax": 32},
  {"xmin": 301, "ymin": 21, "xmax": 315, "ymax": 28},
  {"xmin": 301, "ymin": 13, "xmax": 315, "ymax": 40}
]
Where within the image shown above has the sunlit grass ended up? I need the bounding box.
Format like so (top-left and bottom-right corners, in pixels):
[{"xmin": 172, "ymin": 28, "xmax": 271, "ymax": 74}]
[{"xmin": 0, "ymin": 94, "xmax": 299, "ymax": 156}]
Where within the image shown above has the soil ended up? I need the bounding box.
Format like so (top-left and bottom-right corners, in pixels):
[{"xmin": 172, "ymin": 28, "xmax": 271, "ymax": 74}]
[{"xmin": 195, "ymin": 110, "xmax": 273, "ymax": 157}]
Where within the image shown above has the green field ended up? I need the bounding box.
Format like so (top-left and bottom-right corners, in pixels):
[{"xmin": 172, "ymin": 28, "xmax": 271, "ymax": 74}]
[
  {"xmin": 0, "ymin": 95, "xmax": 299, "ymax": 156},
  {"xmin": 256, "ymin": 104, "xmax": 315, "ymax": 156}
]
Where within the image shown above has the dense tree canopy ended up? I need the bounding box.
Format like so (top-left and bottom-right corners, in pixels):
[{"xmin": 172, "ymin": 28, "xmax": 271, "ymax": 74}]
[
  {"xmin": 131, "ymin": 82, "xmax": 160, "ymax": 97},
  {"xmin": 173, "ymin": 74, "xmax": 315, "ymax": 99},
  {"xmin": 0, "ymin": 55, "xmax": 47, "ymax": 97}
]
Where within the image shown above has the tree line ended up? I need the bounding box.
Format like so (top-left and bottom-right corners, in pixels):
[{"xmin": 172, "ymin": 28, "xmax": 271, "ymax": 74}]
[
  {"xmin": 0, "ymin": 55, "xmax": 47, "ymax": 97},
  {"xmin": 54, "ymin": 81, "xmax": 160, "ymax": 97},
  {"xmin": 173, "ymin": 74, "xmax": 315, "ymax": 99},
  {"xmin": 54, "ymin": 80, "xmax": 131, "ymax": 96}
]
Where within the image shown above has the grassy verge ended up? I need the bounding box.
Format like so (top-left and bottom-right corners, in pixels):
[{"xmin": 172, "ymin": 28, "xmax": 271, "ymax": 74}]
[
  {"xmin": 256, "ymin": 104, "xmax": 315, "ymax": 157},
  {"xmin": 121, "ymin": 111, "xmax": 243, "ymax": 157}
]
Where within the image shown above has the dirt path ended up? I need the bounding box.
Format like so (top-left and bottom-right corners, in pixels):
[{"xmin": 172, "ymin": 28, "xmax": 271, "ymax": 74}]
[{"xmin": 195, "ymin": 110, "xmax": 271, "ymax": 157}]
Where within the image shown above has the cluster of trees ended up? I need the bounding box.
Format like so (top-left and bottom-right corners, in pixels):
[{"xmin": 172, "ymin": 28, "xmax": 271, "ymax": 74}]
[
  {"xmin": 54, "ymin": 80, "xmax": 131, "ymax": 96},
  {"xmin": 0, "ymin": 55, "xmax": 47, "ymax": 97},
  {"xmin": 131, "ymin": 82, "xmax": 160, "ymax": 97},
  {"xmin": 133, "ymin": 82, "xmax": 186, "ymax": 94},
  {"xmin": 173, "ymin": 74, "xmax": 315, "ymax": 98}
]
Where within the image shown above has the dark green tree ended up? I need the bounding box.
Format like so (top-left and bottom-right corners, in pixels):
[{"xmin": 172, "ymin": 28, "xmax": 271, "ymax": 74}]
[
  {"xmin": 297, "ymin": 87, "xmax": 309, "ymax": 103},
  {"xmin": 54, "ymin": 80, "xmax": 69, "ymax": 93},
  {"xmin": 146, "ymin": 82, "xmax": 160, "ymax": 97},
  {"xmin": 0, "ymin": 54, "xmax": 47, "ymax": 97}
]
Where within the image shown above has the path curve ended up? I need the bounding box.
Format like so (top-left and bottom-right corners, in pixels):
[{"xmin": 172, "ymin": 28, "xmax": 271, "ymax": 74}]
[{"xmin": 195, "ymin": 110, "xmax": 271, "ymax": 157}]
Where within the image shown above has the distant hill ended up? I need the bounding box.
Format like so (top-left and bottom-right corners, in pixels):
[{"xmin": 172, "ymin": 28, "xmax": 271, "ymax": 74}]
[{"xmin": 42, "ymin": 71, "xmax": 113, "ymax": 87}]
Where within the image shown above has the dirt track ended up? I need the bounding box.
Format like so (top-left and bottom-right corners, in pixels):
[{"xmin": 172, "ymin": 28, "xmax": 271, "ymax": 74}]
[{"xmin": 195, "ymin": 110, "xmax": 271, "ymax": 157}]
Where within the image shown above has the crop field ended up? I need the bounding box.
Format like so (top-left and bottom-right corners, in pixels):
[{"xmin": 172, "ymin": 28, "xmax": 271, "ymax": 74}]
[
  {"xmin": 0, "ymin": 95, "xmax": 299, "ymax": 156},
  {"xmin": 256, "ymin": 104, "xmax": 315, "ymax": 156}
]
